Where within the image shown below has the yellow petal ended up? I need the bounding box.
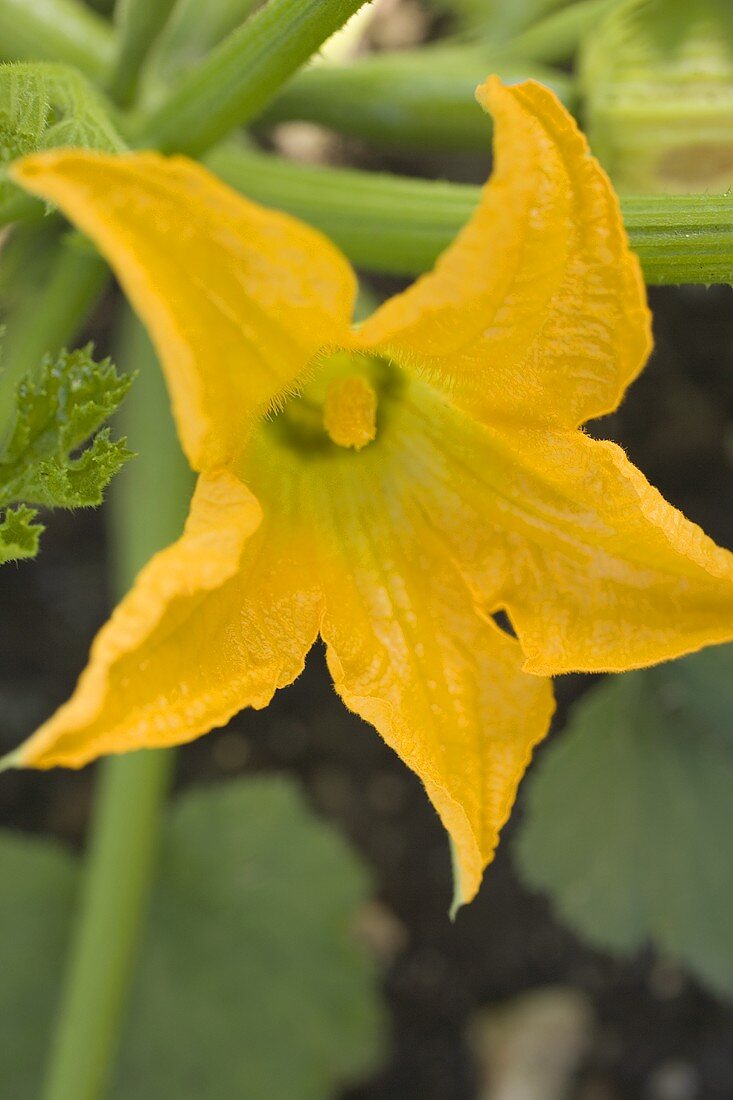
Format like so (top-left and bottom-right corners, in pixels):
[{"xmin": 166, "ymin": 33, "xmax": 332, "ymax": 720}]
[
  {"xmin": 11, "ymin": 151, "xmax": 357, "ymax": 470},
  {"xmin": 355, "ymin": 373, "xmax": 733, "ymax": 678},
  {"xmin": 322, "ymin": 547, "xmax": 553, "ymax": 909},
  {"xmin": 398, "ymin": 378, "xmax": 733, "ymax": 672},
  {"xmin": 244, "ymin": 385, "xmax": 554, "ymax": 909},
  {"xmin": 357, "ymin": 76, "xmax": 651, "ymax": 430},
  {"xmin": 17, "ymin": 468, "xmax": 321, "ymax": 768},
  {"xmin": 488, "ymin": 429, "xmax": 733, "ymax": 674}
]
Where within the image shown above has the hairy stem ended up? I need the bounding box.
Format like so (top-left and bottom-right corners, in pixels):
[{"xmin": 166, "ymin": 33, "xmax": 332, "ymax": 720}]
[
  {"xmin": 107, "ymin": 0, "xmax": 179, "ymax": 107},
  {"xmin": 137, "ymin": 0, "xmax": 371, "ymax": 154},
  {"xmin": 208, "ymin": 143, "xmax": 733, "ymax": 285}
]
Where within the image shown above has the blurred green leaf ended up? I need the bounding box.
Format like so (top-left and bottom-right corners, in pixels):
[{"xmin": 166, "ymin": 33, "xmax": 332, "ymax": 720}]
[
  {"xmin": 113, "ymin": 778, "xmax": 383, "ymax": 1098},
  {"xmin": 0, "ymin": 833, "xmax": 77, "ymax": 1096},
  {"xmin": 515, "ymin": 646, "xmax": 733, "ymax": 998},
  {"xmin": 0, "ymin": 60, "xmax": 124, "ymax": 222},
  {"xmin": 0, "ymin": 778, "xmax": 383, "ymax": 1096}
]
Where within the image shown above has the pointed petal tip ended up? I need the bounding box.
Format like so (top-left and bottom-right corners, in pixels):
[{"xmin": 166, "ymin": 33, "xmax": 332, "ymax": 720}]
[
  {"xmin": 448, "ymin": 836, "xmax": 481, "ymax": 918},
  {"xmin": 473, "ymin": 70, "xmax": 501, "ymax": 105},
  {"xmin": 475, "ymin": 72, "xmax": 544, "ymax": 111},
  {"xmin": 0, "ymin": 748, "xmax": 22, "ymax": 774}
]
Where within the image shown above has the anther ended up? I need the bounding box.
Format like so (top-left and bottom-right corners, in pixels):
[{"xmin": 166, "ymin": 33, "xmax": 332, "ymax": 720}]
[{"xmin": 322, "ymin": 374, "xmax": 378, "ymax": 450}]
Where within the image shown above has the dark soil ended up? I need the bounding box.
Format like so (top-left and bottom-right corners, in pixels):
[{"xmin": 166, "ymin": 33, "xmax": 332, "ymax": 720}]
[{"xmin": 1, "ymin": 283, "xmax": 732, "ymax": 1099}]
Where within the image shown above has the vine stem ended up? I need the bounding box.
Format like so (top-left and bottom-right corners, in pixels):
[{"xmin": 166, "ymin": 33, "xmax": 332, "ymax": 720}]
[
  {"xmin": 137, "ymin": 0, "xmax": 372, "ymax": 154},
  {"xmin": 107, "ymin": 0, "xmax": 179, "ymax": 107},
  {"xmin": 207, "ymin": 143, "xmax": 733, "ymax": 285},
  {"xmin": 42, "ymin": 752, "xmax": 173, "ymax": 1100},
  {"xmin": 41, "ymin": 312, "xmax": 192, "ymax": 1100}
]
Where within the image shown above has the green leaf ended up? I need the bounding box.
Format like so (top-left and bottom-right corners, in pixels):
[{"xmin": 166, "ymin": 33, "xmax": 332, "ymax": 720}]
[
  {"xmin": 0, "ymin": 778, "xmax": 384, "ymax": 1097},
  {"xmin": 0, "ymin": 344, "xmax": 133, "ymax": 507},
  {"xmin": 0, "ymin": 503, "xmax": 42, "ymax": 563},
  {"xmin": 0, "ymin": 60, "xmax": 124, "ymax": 222},
  {"xmin": 113, "ymin": 778, "xmax": 384, "ymax": 1098},
  {"xmin": 0, "ymin": 832, "xmax": 77, "ymax": 1097},
  {"xmin": 515, "ymin": 646, "xmax": 733, "ymax": 998}
]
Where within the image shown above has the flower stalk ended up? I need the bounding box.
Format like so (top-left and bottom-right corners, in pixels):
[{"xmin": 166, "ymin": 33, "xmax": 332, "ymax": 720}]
[
  {"xmin": 42, "ymin": 311, "xmax": 192, "ymax": 1100},
  {"xmin": 107, "ymin": 0, "xmax": 179, "ymax": 107},
  {"xmin": 42, "ymin": 751, "xmax": 173, "ymax": 1100}
]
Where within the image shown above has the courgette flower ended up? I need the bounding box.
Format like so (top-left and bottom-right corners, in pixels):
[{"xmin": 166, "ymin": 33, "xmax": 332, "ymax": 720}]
[{"xmin": 10, "ymin": 78, "xmax": 733, "ymax": 906}]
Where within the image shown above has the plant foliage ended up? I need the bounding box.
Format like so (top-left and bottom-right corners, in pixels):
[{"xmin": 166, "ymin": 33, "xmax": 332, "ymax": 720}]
[
  {"xmin": 0, "ymin": 61, "xmax": 124, "ymax": 222},
  {"xmin": 0, "ymin": 778, "xmax": 384, "ymax": 1097},
  {"xmin": 516, "ymin": 645, "xmax": 733, "ymax": 998},
  {"xmin": 0, "ymin": 346, "xmax": 133, "ymax": 564}
]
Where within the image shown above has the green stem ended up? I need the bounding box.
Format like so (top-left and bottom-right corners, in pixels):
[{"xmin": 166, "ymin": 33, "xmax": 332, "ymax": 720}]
[
  {"xmin": 505, "ymin": 0, "xmax": 618, "ymax": 64},
  {"xmin": 136, "ymin": 0, "xmax": 371, "ymax": 155},
  {"xmin": 207, "ymin": 143, "xmax": 733, "ymax": 285},
  {"xmin": 107, "ymin": 0, "xmax": 179, "ymax": 107},
  {"xmin": 470, "ymin": 0, "xmax": 566, "ymax": 43},
  {"xmin": 42, "ymin": 752, "xmax": 173, "ymax": 1100},
  {"xmin": 0, "ymin": 0, "xmax": 115, "ymax": 80},
  {"xmin": 260, "ymin": 49, "xmax": 576, "ymax": 151},
  {"xmin": 42, "ymin": 311, "xmax": 192, "ymax": 1100},
  {"xmin": 0, "ymin": 238, "xmax": 108, "ymax": 441},
  {"xmin": 148, "ymin": 0, "xmax": 263, "ymax": 88}
]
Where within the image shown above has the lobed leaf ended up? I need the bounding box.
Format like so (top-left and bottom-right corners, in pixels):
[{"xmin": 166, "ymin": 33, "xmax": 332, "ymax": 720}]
[
  {"xmin": 113, "ymin": 778, "xmax": 384, "ymax": 1098},
  {"xmin": 0, "ymin": 503, "xmax": 42, "ymax": 564},
  {"xmin": 0, "ymin": 60, "xmax": 124, "ymax": 222},
  {"xmin": 0, "ymin": 833, "xmax": 77, "ymax": 1096},
  {"xmin": 516, "ymin": 646, "xmax": 733, "ymax": 998},
  {"xmin": 0, "ymin": 345, "xmax": 133, "ymax": 562},
  {"xmin": 0, "ymin": 777, "xmax": 384, "ymax": 1097}
]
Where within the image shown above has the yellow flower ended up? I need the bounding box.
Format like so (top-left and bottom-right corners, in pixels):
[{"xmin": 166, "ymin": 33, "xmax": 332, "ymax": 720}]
[{"xmin": 10, "ymin": 77, "xmax": 733, "ymax": 906}]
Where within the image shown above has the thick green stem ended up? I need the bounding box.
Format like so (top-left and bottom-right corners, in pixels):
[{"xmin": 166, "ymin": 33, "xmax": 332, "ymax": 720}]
[
  {"xmin": 0, "ymin": 0, "xmax": 115, "ymax": 80},
  {"xmin": 107, "ymin": 0, "xmax": 179, "ymax": 107},
  {"xmin": 148, "ymin": 0, "xmax": 263, "ymax": 87},
  {"xmin": 505, "ymin": 0, "xmax": 618, "ymax": 64},
  {"xmin": 0, "ymin": 238, "xmax": 108, "ymax": 441},
  {"xmin": 207, "ymin": 143, "xmax": 733, "ymax": 285},
  {"xmin": 42, "ymin": 311, "xmax": 192, "ymax": 1100},
  {"xmin": 42, "ymin": 752, "xmax": 173, "ymax": 1100},
  {"xmin": 260, "ymin": 49, "xmax": 575, "ymax": 151},
  {"xmin": 137, "ymin": 0, "xmax": 371, "ymax": 154}
]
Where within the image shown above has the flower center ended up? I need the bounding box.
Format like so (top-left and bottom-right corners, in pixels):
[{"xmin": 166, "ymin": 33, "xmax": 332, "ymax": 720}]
[
  {"xmin": 322, "ymin": 374, "xmax": 378, "ymax": 450},
  {"xmin": 264, "ymin": 351, "xmax": 400, "ymax": 455}
]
